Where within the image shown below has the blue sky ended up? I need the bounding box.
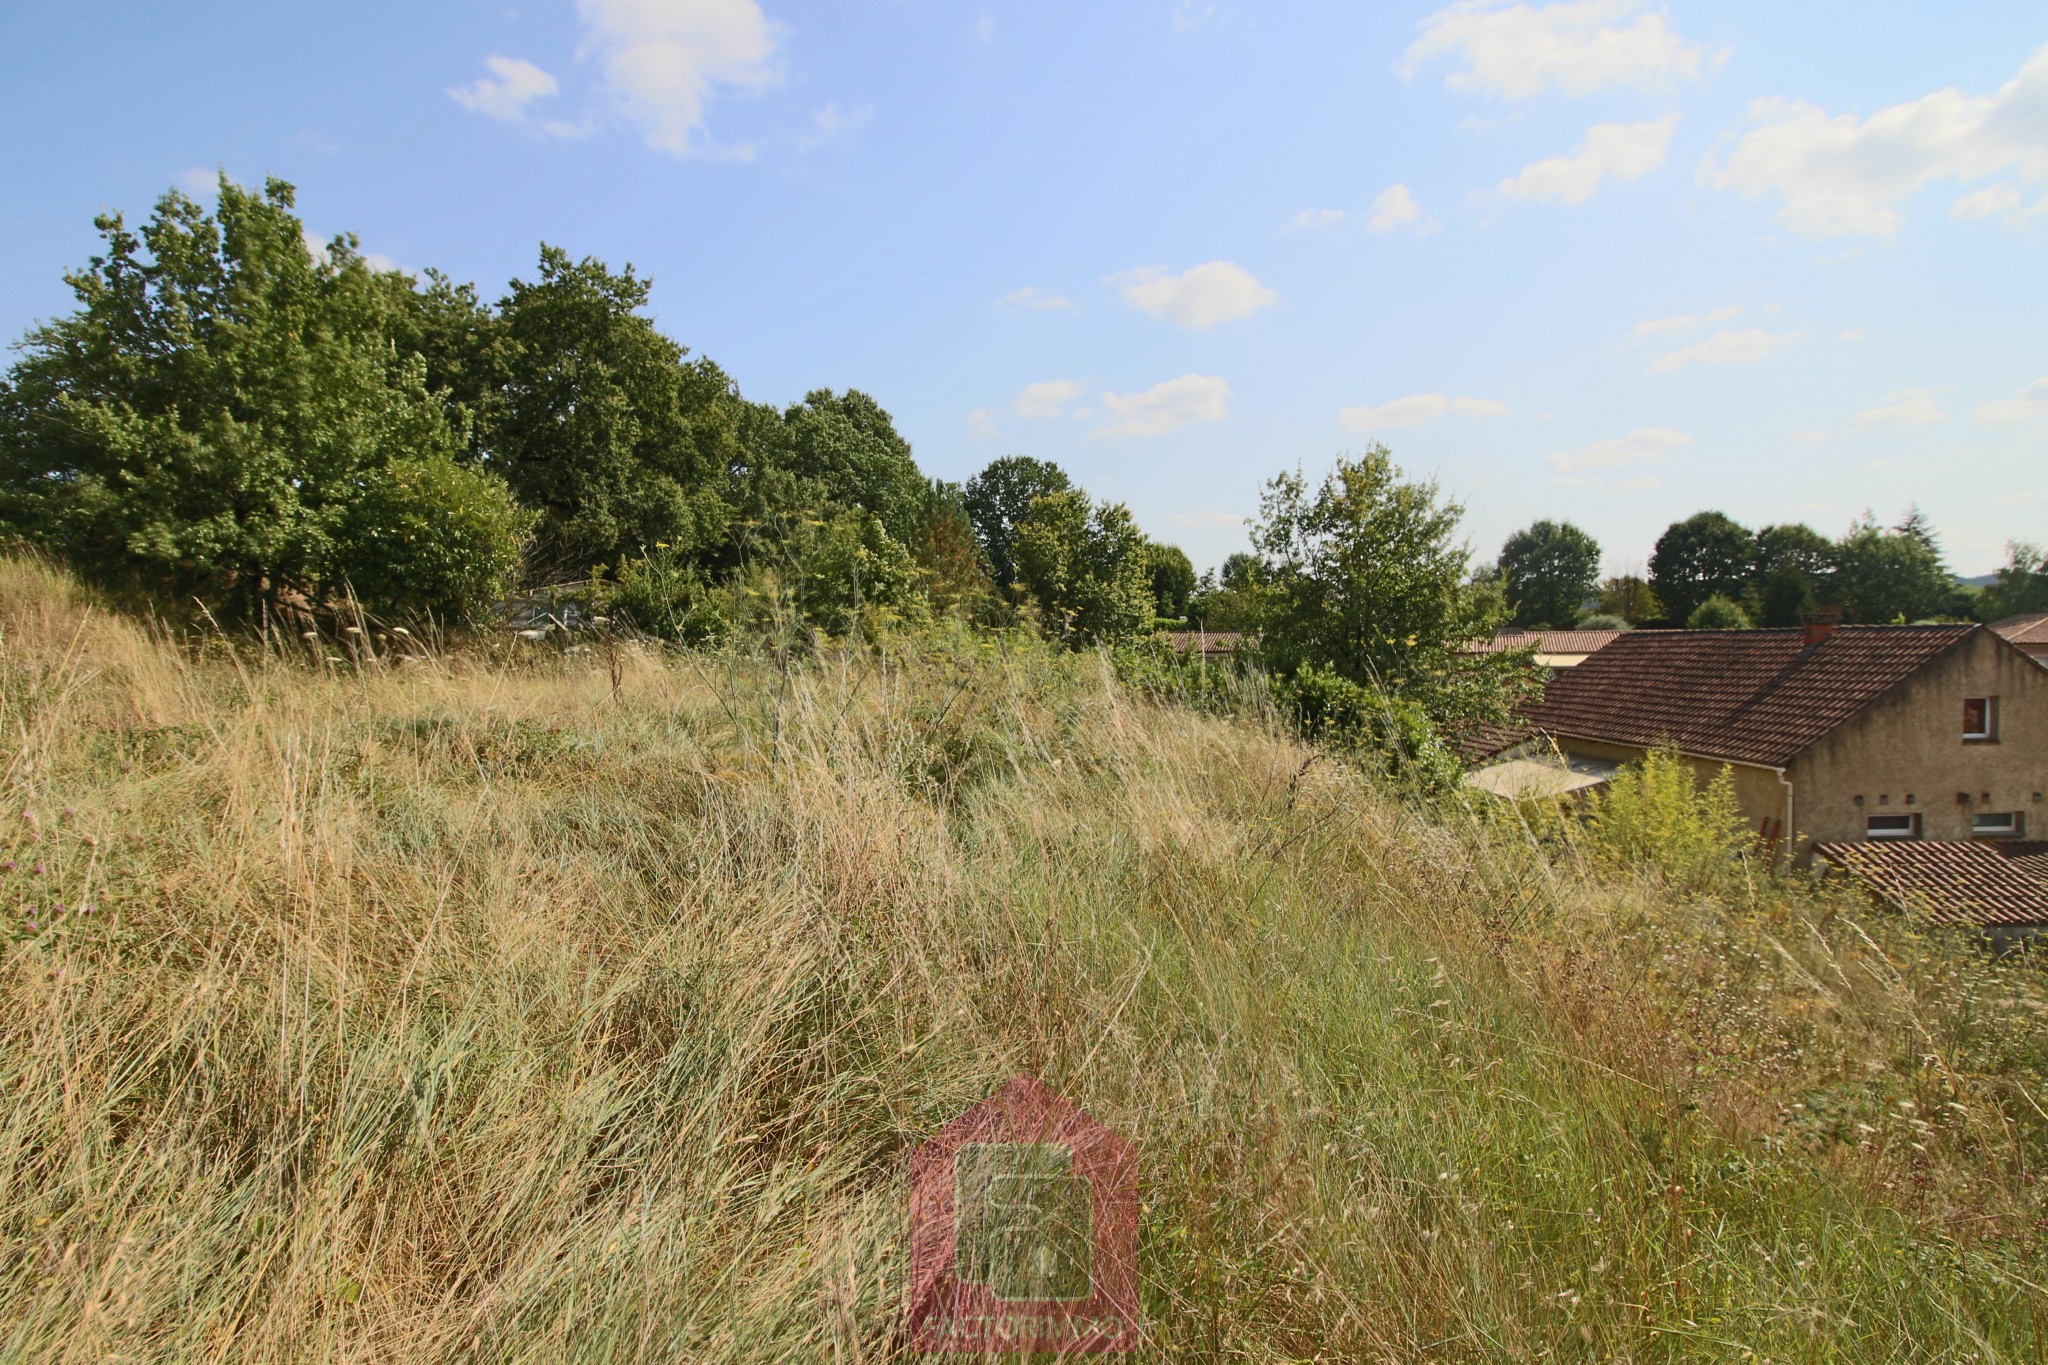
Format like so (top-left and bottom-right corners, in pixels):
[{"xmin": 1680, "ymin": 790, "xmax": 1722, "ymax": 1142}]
[{"xmin": 3, "ymin": 1, "xmax": 2045, "ymax": 576}]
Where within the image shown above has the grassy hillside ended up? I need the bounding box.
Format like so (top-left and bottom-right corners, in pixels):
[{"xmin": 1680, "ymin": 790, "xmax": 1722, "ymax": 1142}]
[{"xmin": 1, "ymin": 554, "xmax": 2044, "ymax": 1362}]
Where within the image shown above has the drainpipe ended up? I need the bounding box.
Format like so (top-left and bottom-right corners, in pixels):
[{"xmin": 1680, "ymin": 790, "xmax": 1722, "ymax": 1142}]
[{"xmin": 1774, "ymin": 765, "xmax": 1795, "ymax": 866}]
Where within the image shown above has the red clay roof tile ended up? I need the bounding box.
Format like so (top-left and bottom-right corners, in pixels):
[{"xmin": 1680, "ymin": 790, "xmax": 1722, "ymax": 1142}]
[
  {"xmin": 1815, "ymin": 840, "xmax": 2048, "ymax": 927},
  {"xmin": 1519, "ymin": 625, "xmax": 1977, "ymax": 767}
]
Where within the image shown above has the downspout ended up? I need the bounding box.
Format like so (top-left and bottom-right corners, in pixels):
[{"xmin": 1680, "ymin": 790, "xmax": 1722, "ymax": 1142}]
[{"xmin": 1775, "ymin": 765, "xmax": 1794, "ymax": 866}]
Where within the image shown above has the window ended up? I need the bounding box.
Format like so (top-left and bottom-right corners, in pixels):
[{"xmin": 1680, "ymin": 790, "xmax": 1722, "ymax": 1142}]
[
  {"xmin": 1963, "ymin": 696, "xmax": 1996, "ymax": 740},
  {"xmin": 1973, "ymin": 812, "xmax": 2024, "ymax": 838},
  {"xmin": 1867, "ymin": 814, "xmax": 1920, "ymax": 840}
]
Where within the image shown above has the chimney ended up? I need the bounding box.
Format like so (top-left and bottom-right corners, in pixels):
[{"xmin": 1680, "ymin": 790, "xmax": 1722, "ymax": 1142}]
[{"xmin": 1802, "ymin": 608, "xmax": 1842, "ymax": 648}]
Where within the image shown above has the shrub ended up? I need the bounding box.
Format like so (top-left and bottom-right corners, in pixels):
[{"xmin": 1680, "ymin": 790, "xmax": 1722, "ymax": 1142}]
[
  {"xmin": 1581, "ymin": 747, "xmax": 1750, "ymax": 891},
  {"xmin": 1686, "ymin": 594, "xmax": 1751, "ymax": 629}
]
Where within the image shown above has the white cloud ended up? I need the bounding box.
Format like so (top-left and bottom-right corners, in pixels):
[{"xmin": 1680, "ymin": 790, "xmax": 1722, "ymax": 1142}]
[
  {"xmin": 1630, "ymin": 304, "xmax": 1740, "ymax": 340},
  {"xmin": 1853, "ymin": 388, "xmax": 1947, "ymax": 425},
  {"xmin": 1950, "ymin": 181, "xmax": 2048, "ymax": 226},
  {"xmin": 997, "ymin": 286, "xmax": 1077, "ymax": 314},
  {"xmin": 449, "ymin": 55, "xmax": 563, "ymax": 124},
  {"xmin": 808, "ymin": 102, "xmax": 869, "ymax": 142},
  {"xmin": 1338, "ymin": 393, "xmax": 1509, "ymax": 431},
  {"xmin": 174, "ymin": 166, "xmax": 222, "ymax": 198},
  {"xmin": 1013, "ymin": 379, "xmax": 1085, "ymax": 419},
  {"xmin": 1404, "ymin": 0, "xmax": 1710, "ymax": 100},
  {"xmin": 1110, "ymin": 261, "xmax": 1277, "ymax": 330},
  {"xmin": 577, "ymin": 0, "xmax": 784, "ymax": 158},
  {"xmin": 1977, "ymin": 377, "xmax": 2048, "ymax": 424},
  {"xmin": 1173, "ymin": 1, "xmax": 1219, "ymax": 33},
  {"xmin": 1497, "ymin": 116, "xmax": 1676, "ymax": 204},
  {"xmin": 1095, "ymin": 375, "xmax": 1231, "ymax": 439},
  {"xmin": 1838, "ymin": 329, "xmax": 1868, "ymax": 342},
  {"xmin": 1647, "ymin": 327, "xmax": 1805, "ymax": 373},
  {"xmin": 1366, "ymin": 183, "xmax": 1435, "ymax": 233},
  {"xmin": 1703, "ymin": 45, "xmax": 2048, "ymax": 238},
  {"xmin": 966, "ymin": 407, "xmax": 1000, "ymax": 439},
  {"xmin": 1546, "ymin": 425, "xmax": 1691, "ymax": 471},
  {"xmin": 975, "ymin": 15, "xmax": 994, "ymax": 43},
  {"xmin": 1288, "ymin": 208, "xmax": 1346, "ymax": 232}
]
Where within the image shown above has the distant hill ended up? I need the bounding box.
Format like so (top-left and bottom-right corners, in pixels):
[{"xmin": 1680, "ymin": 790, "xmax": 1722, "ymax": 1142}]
[{"xmin": 1957, "ymin": 573, "xmax": 1999, "ymax": 587}]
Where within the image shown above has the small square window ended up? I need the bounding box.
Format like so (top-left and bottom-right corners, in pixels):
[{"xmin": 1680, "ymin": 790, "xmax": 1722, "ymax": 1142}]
[
  {"xmin": 1973, "ymin": 812, "xmax": 2023, "ymax": 838},
  {"xmin": 1963, "ymin": 696, "xmax": 1996, "ymax": 740},
  {"xmin": 1867, "ymin": 814, "xmax": 1920, "ymax": 840}
]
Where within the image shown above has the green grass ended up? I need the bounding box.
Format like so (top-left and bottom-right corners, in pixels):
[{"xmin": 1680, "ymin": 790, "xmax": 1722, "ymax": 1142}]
[{"xmin": 1, "ymin": 554, "xmax": 2044, "ymax": 1361}]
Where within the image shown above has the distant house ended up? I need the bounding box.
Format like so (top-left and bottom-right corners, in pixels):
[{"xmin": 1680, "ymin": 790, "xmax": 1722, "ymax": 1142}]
[
  {"xmin": 1465, "ymin": 628, "xmax": 1623, "ymax": 669},
  {"xmin": 1163, "ymin": 630, "xmax": 1245, "ymax": 662},
  {"xmin": 1993, "ymin": 613, "xmax": 2048, "ymax": 668},
  {"xmin": 1463, "ymin": 623, "xmax": 2047, "ymax": 868}
]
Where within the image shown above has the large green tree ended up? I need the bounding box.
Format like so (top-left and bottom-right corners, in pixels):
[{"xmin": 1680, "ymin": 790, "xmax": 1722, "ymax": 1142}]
[
  {"xmin": 1012, "ymin": 488, "xmax": 1153, "ymax": 645},
  {"xmin": 1750, "ymin": 522, "xmax": 1834, "ymax": 626},
  {"xmin": 1248, "ymin": 447, "xmax": 1528, "ymax": 727},
  {"xmin": 488, "ymin": 246, "xmax": 741, "ymax": 575},
  {"xmin": 1980, "ymin": 542, "xmax": 2048, "ymax": 620},
  {"xmin": 776, "ymin": 389, "xmax": 928, "ymax": 547},
  {"xmin": 1145, "ymin": 541, "xmax": 1198, "ymax": 622},
  {"xmin": 1498, "ymin": 519, "xmax": 1601, "ymax": 628},
  {"xmin": 963, "ymin": 456, "xmax": 1072, "ymax": 598},
  {"xmin": 1832, "ymin": 512, "xmax": 1956, "ymax": 623},
  {"xmin": 0, "ymin": 176, "xmax": 525, "ymax": 622},
  {"xmin": 1649, "ymin": 512, "xmax": 1753, "ymax": 625}
]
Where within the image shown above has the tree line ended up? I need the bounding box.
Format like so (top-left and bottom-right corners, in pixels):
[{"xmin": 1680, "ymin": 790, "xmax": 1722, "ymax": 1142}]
[{"xmin": 1477, "ymin": 511, "xmax": 2047, "ymax": 633}]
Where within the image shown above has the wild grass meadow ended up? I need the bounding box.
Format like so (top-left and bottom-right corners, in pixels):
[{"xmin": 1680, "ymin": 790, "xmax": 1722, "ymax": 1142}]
[{"xmin": 2, "ymin": 553, "xmax": 2045, "ymax": 1362}]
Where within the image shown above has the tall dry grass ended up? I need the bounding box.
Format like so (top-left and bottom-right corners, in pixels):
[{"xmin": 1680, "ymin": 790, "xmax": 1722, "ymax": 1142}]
[{"xmin": 1, "ymin": 553, "xmax": 2045, "ymax": 1362}]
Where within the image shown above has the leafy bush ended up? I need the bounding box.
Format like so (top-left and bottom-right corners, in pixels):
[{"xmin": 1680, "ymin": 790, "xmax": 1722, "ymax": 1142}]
[
  {"xmin": 1581, "ymin": 747, "xmax": 1751, "ymax": 891},
  {"xmin": 1686, "ymin": 593, "xmax": 1752, "ymax": 629},
  {"xmin": 1274, "ymin": 662, "xmax": 1463, "ymax": 793}
]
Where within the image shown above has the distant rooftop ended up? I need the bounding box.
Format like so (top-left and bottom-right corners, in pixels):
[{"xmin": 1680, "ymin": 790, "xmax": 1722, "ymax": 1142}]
[{"xmin": 1465, "ymin": 628, "xmax": 1624, "ymax": 657}]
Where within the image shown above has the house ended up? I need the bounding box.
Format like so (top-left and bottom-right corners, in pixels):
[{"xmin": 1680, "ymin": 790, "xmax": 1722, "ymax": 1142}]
[
  {"xmin": 1993, "ymin": 613, "xmax": 2048, "ymax": 668},
  {"xmin": 1463, "ymin": 622, "xmax": 2047, "ymax": 862},
  {"xmin": 1465, "ymin": 627, "xmax": 1623, "ymax": 669},
  {"xmin": 1163, "ymin": 630, "xmax": 1245, "ymax": 662}
]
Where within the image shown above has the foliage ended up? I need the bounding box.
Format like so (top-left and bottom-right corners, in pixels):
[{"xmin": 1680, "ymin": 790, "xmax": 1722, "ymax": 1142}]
[
  {"xmin": 1832, "ymin": 511, "xmax": 1957, "ymax": 623},
  {"xmin": 330, "ymin": 445, "xmax": 533, "ymax": 620},
  {"xmin": 0, "ymin": 176, "xmax": 523, "ymax": 623},
  {"xmin": 1575, "ymin": 612, "xmax": 1629, "ymax": 630},
  {"xmin": 1012, "ymin": 488, "xmax": 1154, "ymax": 645},
  {"xmin": 1749, "ymin": 522, "xmax": 1834, "ymax": 625},
  {"xmin": 911, "ymin": 480, "xmax": 997, "ymax": 621},
  {"xmin": 1594, "ymin": 573, "xmax": 1662, "ymax": 626},
  {"xmin": 1190, "ymin": 551, "xmax": 1267, "ymax": 630},
  {"xmin": 962, "ymin": 455, "xmax": 1071, "ymax": 600},
  {"xmin": 776, "ymin": 388, "xmax": 928, "ymax": 547},
  {"xmin": 1498, "ymin": 519, "xmax": 1601, "ymax": 629},
  {"xmin": 1273, "ymin": 662, "xmax": 1464, "ymax": 793},
  {"xmin": 487, "ymin": 245, "xmax": 740, "ymax": 575},
  {"xmin": 1978, "ymin": 541, "xmax": 2048, "ymax": 620},
  {"xmin": 1248, "ymin": 446, "xmax": 1535, "ymax": 728},
  {"xmin": 1580, "ymin": 748, "xmax": 1752, "ymax": 893},
  {"xmin": 1144, "ymin": 541, "xmax": 1198, "ymax": 621},
  {"xmin": 1649, "ymin": 511, "xmax": 1753, "ymax": 624},
  {"xmin": 1686, "ymin": 593, "xmax": 1752, "ymax": 629}
]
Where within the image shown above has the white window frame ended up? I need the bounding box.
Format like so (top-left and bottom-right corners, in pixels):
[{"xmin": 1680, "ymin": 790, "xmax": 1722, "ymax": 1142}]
[
  {"xmin": 1866, "ymin": 813, "xmax": 1921, "ymax": 841},
  {"xmin": 1963, "ymin": 696, "xmax": 1997, "ymax": 741},
  {"xmin": 1972, "ymin": 812, "xmax": 2023, "ymax": 838}
]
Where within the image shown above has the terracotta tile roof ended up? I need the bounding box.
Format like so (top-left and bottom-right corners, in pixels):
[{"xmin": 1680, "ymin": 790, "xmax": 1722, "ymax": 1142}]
[
  {"xmin": 1466, "ymin": 629, "xmax": 1625, "ymax": 656},
  {"xmin": 1992, "ymin": 613, "xmax": 2048, "ymax": 648},
  {"xmin": 1519, "ymin": 625, "xmax": 1978, "ymax": 767},
  {"xmin": 1163, "ymin": 631, "xmax": 1244, "ymax": 657},
  {"xmin": 1448, "ymin": 719, "xmax": 1537, "ymax": 764},
  {"xmin": 1815, "ymin": 840, "xmax": 2048, "ymax": 928}
]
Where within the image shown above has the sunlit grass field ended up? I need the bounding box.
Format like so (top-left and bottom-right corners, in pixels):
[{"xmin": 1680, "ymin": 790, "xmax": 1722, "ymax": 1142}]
[{"xmin": 2, "ymin": 553, "xmax": 2044, "ymax": 1362}]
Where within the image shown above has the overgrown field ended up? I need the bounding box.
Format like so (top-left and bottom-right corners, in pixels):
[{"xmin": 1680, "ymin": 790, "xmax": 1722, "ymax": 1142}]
[{"xmin": 2, "ymin": 555, "xmax": 2045, "ymax": 1362}]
